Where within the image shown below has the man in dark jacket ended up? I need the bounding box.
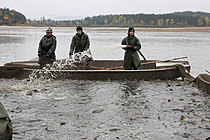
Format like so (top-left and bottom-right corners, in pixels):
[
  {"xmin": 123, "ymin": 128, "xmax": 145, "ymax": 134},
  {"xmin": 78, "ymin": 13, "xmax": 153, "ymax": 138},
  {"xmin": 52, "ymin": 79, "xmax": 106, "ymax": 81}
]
[
  {"xmin": 121, "ymin": 27, "xmax": 141, "ymax": 70},
  {"xmin": 38, "ymin": 27, "xmax": 57, "ymax": 67},
  {"xmin": 69, "ymin": 26, "xmax": 90, "ymax": 57}
]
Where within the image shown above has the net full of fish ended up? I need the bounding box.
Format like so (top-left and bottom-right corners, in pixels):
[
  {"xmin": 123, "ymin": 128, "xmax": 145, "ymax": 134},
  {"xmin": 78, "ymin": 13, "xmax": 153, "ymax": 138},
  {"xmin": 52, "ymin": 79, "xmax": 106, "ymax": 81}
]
[{"xmin": 29, "ymin": 49, "xmax": 93, "ymax": 81}]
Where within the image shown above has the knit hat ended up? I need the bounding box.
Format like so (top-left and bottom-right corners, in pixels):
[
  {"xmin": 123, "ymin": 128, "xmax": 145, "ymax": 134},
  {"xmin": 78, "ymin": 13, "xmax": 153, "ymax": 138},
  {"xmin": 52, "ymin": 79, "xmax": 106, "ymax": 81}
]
[
  {"xmin": 128, "ymin": 27, "xmax": 135, "ymax": 33},
  {"xmin": 46, "ymin": 27, "xmax": 53, "ymax": 33}
]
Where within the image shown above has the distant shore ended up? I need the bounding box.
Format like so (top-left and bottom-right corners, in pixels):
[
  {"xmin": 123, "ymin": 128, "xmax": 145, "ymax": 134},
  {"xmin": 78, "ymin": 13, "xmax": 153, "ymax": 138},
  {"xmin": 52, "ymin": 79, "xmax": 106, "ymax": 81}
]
[
  {"xmin": 1, "ymin": 25, "xmax": 210, "ymax": 32},
  {"xmin": 86, "ymin": 27, "xmax": 210, "ymax": 32}
]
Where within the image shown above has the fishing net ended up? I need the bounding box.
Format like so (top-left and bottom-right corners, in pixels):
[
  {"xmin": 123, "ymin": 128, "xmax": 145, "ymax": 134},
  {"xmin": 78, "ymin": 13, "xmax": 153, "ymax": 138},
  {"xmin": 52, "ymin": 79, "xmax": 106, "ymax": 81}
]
[{"xmin": 29, "ymin": 49, "xmax": 93, "ymax": 80}]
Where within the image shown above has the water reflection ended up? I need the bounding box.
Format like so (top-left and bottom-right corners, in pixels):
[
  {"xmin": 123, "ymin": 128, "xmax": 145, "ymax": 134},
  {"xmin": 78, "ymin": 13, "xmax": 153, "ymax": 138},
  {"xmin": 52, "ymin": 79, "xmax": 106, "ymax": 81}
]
[
  {"xmin": 120, "ymin": 80, "xmax": 140, "ymax": 98},
  {"xmin": 0, "ymin": 36, "xmax": 25, "ymax": 44}
]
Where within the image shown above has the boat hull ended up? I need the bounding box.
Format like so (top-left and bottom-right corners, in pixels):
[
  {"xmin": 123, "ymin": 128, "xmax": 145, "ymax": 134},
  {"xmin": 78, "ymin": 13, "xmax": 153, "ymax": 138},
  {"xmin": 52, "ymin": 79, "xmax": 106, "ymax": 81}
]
[
  {"xmin": 1, "ymin": 60, "xmax": 190, "ymax": 80},
  {"xmin": 19, "ymin": 67, "xmax": 185, "ymax": 80},
  {"xmin": 0, "ymin": 66, "xmax": 22, "ymax": 78}
]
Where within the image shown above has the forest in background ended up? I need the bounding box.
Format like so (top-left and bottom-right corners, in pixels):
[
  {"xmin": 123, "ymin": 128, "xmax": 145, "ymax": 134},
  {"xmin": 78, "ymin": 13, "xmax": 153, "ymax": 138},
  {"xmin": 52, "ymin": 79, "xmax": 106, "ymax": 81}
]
[
  {"xmin": 27, "ymin": 11, "xmax": 210, "ymax": 27},
  {"xmin": 0, "ymin": 8, "xmax": 26, "ymax": 25},
  {"xmin": 1, "ymin": 8, "xmax": 210, "ymax": 27}
]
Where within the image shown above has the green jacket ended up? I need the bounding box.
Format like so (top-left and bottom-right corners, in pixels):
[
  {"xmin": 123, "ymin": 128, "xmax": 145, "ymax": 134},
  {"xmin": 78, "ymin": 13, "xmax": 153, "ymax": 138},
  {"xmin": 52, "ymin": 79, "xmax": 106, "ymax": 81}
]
[
  {"xmin": 38, "ymin": 35, "xmax": 57, "ymax": 59},
  {"xmin": 69, "ymin": 32, "xmax": 90, "ymax": 55},
  {"xmin": 0, "ymin": 102, "xmax": 12, "ymax": 140},
  {"xmin": 121, "ymin": 35, "xmax": 141, "ymax": 70}
]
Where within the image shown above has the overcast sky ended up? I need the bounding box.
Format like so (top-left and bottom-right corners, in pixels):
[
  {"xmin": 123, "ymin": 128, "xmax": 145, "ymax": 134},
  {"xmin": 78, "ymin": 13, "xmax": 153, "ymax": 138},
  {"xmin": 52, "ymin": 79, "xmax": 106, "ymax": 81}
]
[{"xmin": 1, "ymin": 0, "xmax": 210, "ymax": 20}]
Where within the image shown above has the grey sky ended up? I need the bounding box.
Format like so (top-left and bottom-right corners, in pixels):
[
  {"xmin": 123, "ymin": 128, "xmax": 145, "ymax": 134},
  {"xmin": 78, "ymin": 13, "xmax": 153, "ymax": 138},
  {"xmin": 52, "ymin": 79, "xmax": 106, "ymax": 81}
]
[{"xmin": 1, "ymin": 0, "xmax": 210, "ymax": 19}]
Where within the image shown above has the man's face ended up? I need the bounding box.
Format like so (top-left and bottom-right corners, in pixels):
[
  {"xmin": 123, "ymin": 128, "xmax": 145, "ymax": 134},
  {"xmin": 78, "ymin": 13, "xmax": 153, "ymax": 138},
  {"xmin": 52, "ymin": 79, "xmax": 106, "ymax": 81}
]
[
  {"xmin": 46, "ymin": 32, "xmax": 52, "ymax": 37},
  {"xmin": 77, "ymin": 30, "xmax": 82, "ymax": 35},
  {"xmin": 129, "ymin": 31, "xmax": 134, "ymax": 36}
]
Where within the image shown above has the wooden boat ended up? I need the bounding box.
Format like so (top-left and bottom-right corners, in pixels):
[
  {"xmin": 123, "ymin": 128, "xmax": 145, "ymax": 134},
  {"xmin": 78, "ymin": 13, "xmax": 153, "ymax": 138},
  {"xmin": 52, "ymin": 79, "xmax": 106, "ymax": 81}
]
[
  {"xmin": 0, "ymin": 58, "xmax": 190, "ymax": 80},
  {"xmin": 195, "ymin": 74, "xmax": 210, "ymax": 94}
]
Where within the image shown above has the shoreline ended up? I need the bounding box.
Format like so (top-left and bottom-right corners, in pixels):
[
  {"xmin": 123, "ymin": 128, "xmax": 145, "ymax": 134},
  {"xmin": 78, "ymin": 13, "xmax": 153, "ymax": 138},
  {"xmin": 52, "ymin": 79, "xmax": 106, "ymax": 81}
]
[
  {"xmin": 1, "ymin": 25, "xmax": 210, "ymax": 32},
  {"xmin": 85, "ymin": 27, "xmax": 210, "ymax": 32}
]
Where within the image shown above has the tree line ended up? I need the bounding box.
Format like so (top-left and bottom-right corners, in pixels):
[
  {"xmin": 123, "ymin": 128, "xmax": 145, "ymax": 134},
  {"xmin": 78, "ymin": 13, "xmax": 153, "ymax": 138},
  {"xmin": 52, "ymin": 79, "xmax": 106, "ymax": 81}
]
[
  {"xmin": 1, "ymin": 8, "xmax": 210, "ymax": 27},
  {"xmin": 0, "ymin": 8, "xmax": 26, "ymax": 25},
  {"xmin": 81, "ymin": 11, "xmax": 210, "ymax": 27},
  {"xmin": 27, "ymin": 11, "xmax": 210, "ymax": 27}
]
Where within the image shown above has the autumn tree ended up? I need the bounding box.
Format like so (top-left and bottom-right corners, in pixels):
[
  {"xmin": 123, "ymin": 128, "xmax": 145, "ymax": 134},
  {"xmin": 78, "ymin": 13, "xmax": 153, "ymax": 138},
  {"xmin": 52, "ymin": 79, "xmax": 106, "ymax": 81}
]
[
  {"xmin": 170, "ymin": 19, "xmax": 175, "ymax": 26},
  {"xmin": 157, "ymin": 19, "xmax": 164, "ymax": 27},
  {"xmin": 140, "ymin": 20, "xmax": 145, "ymax": 26},
  {"xmin": 0, "ymin": 8, "xmax": 26, "ymax": 25},
  {"xmin": 203, "ymin": 17, "xmax": 209, "ymax": 26},
  {"xmin": 104, "ymin": 19, "xmax": 108, "ymax": 24},
  {"xmin": 198, "ymin": 19, "xmax": 203, "ymax": 26},
  {"xmin": 150, "ymin": 20, "xmax": 155, "ymax": 26},
  {"xmin": 165, "ymin": 19, "xmax": 170, "ymax": 26}
]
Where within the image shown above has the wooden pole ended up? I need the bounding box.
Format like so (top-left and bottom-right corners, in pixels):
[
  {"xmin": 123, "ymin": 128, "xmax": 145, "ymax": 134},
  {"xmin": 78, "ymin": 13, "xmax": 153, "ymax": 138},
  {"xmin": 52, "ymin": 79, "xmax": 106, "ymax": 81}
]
[
  {"xmin": 206, "ymin": 70, "xmax": 210, "ymax": 74},
  {"xmin": 141, "ymin": 56, "xmax": 187, "ymax": 65},
  {"xmin": 90, "ymin": 56, "xmax": 187, "ymax": 70}
]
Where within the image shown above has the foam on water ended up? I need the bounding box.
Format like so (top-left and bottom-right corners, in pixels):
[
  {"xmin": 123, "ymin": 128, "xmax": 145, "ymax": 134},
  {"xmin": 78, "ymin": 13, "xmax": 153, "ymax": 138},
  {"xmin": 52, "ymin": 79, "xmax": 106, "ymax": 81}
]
[{"xmin": 0, "ymin": 50, "xmax": 93, "ymax": 94}]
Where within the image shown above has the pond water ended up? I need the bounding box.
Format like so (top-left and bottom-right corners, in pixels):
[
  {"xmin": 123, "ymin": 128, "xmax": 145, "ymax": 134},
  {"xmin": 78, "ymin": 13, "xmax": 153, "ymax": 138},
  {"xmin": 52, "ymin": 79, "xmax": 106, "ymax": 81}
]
[{"xmin": 0, "ymin": 27, "xmax": 210, "ymax": 140}]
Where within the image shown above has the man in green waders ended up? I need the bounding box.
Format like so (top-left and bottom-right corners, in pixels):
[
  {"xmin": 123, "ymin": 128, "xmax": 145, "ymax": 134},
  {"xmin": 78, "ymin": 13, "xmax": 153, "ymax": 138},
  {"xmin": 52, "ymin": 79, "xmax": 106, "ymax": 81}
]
[
  {"xmin": 69, "ymin": 26, "xmax": 90, "ymax": 56},
  {"xmin": 121, "ymin": 27, "xmax": 141, "ymax": 70},
  {"xmin": 0, "ymin": 102, "xmax": 12, "ymax": 140},
  {"xmin": 69, "ymin": 26, "xmax": 92, "ymax": 66}
]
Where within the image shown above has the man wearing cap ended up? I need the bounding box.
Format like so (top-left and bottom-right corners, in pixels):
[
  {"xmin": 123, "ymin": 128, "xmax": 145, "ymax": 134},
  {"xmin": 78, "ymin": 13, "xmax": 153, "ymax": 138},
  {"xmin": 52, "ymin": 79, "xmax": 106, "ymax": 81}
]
[
  {"xmin": 121, "ymin": 27, "xmax": 141, "ymax": 70},
  {"xmin": 38, "ymin": 27, "xmax": 57, "ymax": 67},
  {"xmin": 69, "ymin": 26, "xmax": 90, "ymax": 57}
]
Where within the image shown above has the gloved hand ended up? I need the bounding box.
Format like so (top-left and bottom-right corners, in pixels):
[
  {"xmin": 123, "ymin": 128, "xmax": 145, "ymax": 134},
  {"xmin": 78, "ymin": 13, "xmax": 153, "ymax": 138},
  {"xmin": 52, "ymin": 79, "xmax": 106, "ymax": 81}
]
[
  {"xmin": 122, "ymin": 45, "xmax": 133, "ymax": 50},
  {"xmin": 38, "ymin": 53, "xmax": 42, "ymax": 57},
  {"xmin": 69, "ymin": 53, "xmax": 73, "ymax": 58},
  {"xmin": 45, "ymin": 53, "xmax": 50, "ymax": 58},
  {"xmin": 127, "ymin": 45, "xmax": 134, "ymax": 50},
  {"xmin": 133, "ymin": 46, "xmax": 138, "ymax": 50}
]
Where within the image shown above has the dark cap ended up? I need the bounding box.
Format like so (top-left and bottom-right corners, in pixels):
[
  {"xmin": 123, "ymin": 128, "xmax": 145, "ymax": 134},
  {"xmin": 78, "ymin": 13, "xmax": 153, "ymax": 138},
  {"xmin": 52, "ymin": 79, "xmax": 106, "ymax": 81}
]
[
  {"xmin": 46, "ymin": 27, "xmax": 53, "ymax": 33},
  {"xmin": 76, "ymin": 26, "xmax": 83, "ymax": 31},
  {"xmin": 128, "ymin": 27, "xmax": 135, "ymax": 33}
]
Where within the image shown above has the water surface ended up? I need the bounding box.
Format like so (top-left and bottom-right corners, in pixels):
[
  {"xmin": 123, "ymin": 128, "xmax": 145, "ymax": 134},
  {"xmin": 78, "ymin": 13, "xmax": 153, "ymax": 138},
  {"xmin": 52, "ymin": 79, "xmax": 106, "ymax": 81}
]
[{"xmin": 0, "ymin": 27, "xmax": 210, "ymax": 140}]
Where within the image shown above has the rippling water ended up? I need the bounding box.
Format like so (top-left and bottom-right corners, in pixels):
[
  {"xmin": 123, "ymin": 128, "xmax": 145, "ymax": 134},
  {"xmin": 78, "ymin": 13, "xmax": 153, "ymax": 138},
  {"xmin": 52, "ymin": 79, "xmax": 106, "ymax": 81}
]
[
  {"xmin": 0, "ymin": 27, "xmax": 210, "ymax": 140},
  {"xmin": 0, "ymin": 79, "xmax": 210, "ymax": 139}
]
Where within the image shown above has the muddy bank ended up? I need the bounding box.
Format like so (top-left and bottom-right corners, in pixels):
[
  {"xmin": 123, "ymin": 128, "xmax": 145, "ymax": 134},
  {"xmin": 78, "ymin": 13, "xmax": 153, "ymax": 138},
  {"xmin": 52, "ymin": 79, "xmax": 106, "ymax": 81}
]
[{"xmin": 0, "ymin": 79, "xmax": 210, "ymax": 139}]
